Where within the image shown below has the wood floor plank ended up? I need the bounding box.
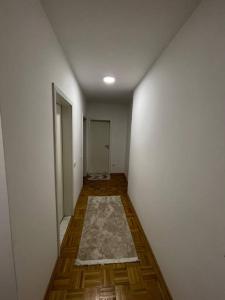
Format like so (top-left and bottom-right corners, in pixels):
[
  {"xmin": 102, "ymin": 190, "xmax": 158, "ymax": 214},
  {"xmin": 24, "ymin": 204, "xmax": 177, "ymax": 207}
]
[{"xmin": 45, "ymin": 174, "xmax": 172, "ymax": 300}]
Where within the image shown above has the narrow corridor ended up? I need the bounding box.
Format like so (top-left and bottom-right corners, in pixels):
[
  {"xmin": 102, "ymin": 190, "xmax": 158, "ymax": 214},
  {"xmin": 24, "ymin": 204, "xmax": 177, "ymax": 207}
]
[{"xmin": 45, "ymin": 174, "xmax": 171, "ymax": 300}]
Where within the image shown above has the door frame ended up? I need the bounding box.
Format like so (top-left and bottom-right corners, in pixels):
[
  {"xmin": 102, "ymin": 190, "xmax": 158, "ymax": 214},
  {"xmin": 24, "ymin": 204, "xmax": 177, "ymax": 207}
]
[
  {"xmin": 82, "ymin": 116, "xmax": 87, "ymax": 177},
  {"xmin": 52, "ymin": 83, "xmax": 73, "ymax": 254},
  {"xmin": 87, "ymin": 119, "xmax": 111, "ymax": 175}
]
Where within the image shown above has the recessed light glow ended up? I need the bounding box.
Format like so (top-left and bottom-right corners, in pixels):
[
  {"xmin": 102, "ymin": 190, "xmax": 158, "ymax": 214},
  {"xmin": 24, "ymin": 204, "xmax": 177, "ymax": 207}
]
[{"xmin": 103, "ymin": 76, "xmax": 116, "ymax": 85}]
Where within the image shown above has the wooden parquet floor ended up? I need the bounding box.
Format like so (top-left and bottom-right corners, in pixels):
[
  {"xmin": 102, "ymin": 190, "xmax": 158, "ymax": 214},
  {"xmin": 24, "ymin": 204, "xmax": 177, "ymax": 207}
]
[{"xmin": 45, "ymin": 174, "xmax": 172, "ymax": 300}]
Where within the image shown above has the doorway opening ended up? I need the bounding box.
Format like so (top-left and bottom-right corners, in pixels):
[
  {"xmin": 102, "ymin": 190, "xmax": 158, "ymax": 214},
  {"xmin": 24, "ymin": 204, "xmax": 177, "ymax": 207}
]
[
  {"xmin": 52, "ymin": 83, "xmax": 73, "ymax": 253},
  {"xmin": 88, "ymin": 120, "xmax": 110, "ymax": 175},
  {"xmin": 83, "ymin": 117, "xmax": 87, "ymax": 177}
]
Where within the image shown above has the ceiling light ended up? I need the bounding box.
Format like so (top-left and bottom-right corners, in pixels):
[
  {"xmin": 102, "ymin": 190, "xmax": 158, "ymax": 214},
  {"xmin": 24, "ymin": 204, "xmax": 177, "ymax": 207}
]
[{"xmin": 103, "ymin": 76, "xmax": 116, "ymax": 85}]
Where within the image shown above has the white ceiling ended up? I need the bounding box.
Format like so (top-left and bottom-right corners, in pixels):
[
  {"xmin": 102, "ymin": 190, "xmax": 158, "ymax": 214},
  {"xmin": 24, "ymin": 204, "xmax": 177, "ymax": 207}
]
[{"xmin": 41, "ymin": 0, "xmax": 200, "ymax": 102}]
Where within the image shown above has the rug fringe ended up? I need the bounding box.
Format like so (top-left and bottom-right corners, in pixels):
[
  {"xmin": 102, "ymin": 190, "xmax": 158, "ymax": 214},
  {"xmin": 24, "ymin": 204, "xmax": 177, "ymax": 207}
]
[{"xmin": 75, "ymin": 257, "xmax": 139, "ymax": 266}]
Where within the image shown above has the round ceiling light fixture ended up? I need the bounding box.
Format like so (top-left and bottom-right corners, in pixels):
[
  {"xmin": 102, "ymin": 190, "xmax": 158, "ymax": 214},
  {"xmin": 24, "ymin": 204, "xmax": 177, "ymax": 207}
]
[{"xmin": 103, "ymin": 76, "xmax": 116, "ymax": 85}]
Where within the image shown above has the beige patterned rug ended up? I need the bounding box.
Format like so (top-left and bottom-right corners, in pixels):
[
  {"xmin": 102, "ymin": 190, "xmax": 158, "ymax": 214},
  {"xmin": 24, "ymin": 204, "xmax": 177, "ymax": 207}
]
[
  {"xmin": 87, "ymin": 173, "xmax": 111, "ymax": 180},
  {"xmin": 75, "ymin": 196, "xmax": 138, "ymax": 265}
]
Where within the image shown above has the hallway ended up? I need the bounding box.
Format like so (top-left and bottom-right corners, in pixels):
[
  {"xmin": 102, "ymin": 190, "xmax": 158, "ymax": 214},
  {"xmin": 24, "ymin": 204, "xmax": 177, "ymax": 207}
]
[
  {"xmin": 45, "ymin": 174, "xmax": 171, "ymax": 300},
  {"xmin": 2, "ymin": 1, "xmax": 225, "ymax": 299}
]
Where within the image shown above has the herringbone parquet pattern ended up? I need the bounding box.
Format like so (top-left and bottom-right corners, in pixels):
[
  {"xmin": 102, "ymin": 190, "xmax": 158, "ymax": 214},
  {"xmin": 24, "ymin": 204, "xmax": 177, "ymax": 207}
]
[{"xmin": 45, "ymin": 174, "xmax": 172, "ymax": 300}]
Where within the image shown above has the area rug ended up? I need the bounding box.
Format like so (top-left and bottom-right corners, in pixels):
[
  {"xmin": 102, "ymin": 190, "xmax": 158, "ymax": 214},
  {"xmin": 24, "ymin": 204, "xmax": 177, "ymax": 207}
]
[
  {"xmin": 87, "ymin": 173, "xmax": 110, "ymax": 180},
  {"xmin": 75, "ymin": 196, "xmax": 138, "ymax": 265}
]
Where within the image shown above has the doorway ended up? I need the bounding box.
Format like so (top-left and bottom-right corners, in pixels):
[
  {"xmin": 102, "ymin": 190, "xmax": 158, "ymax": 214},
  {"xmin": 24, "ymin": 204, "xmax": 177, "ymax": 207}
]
[
  {"xmin": 55, "ymin": 104, "xmax": 64, "ymax": 223},
  {"xmin": 52, "ymin": 84, "xmax": 73, "ymax": 253},
  {"xmin": 88, "ymin": 120, "xmax": 110, "ymax": 174},
  {"xmin": 83, "ymin": 117, "xmax": 87, "ymax": 177}
]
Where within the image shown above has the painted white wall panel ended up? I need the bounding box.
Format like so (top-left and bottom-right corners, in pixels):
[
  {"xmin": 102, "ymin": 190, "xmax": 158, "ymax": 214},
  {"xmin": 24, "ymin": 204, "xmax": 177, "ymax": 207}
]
[
  {"xmin": 0, "ymin": 1, "xmax": 85, "ymax": 299},
  {"xmin": 0, "ymin": 114, "xmax": 17, "ymax": 299},
  {"xmin": 128, "ymin": 0, "xmax": 225, "ymax": 299}
]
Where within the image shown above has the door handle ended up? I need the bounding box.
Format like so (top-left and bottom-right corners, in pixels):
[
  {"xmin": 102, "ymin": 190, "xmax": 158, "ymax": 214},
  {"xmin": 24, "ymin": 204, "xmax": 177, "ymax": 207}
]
[{"xmin": 104, "ymin": 145, "xmax": 109, "ymax": 149}]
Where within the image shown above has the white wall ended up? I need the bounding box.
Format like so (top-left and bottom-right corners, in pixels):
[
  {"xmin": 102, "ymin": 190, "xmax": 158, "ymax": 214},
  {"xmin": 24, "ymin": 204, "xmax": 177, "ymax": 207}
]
[
  {"xmin": 87, "ymin": 102, "xmax": 129, "ymax": 174},
  {"xmin": 128, "ymin": 0, "xmax": 225, "ymax": 299},
  {"xmin": 0, "ymin": 114, "xmax": 18, "ymax": 300},
  {"xmin": 0, "ymin": 1, "xmax": 85, "ymax": 300}
]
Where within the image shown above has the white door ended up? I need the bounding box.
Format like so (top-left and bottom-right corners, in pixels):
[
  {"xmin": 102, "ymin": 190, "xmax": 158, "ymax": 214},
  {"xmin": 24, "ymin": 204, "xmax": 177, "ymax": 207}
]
[
  {"xmin": 55, "ymin": 104, "xmax": 64, "ymax": 223},
  {"xmin": 89, "ymin": 120, "xmax": 110, "ymax": 173}
]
